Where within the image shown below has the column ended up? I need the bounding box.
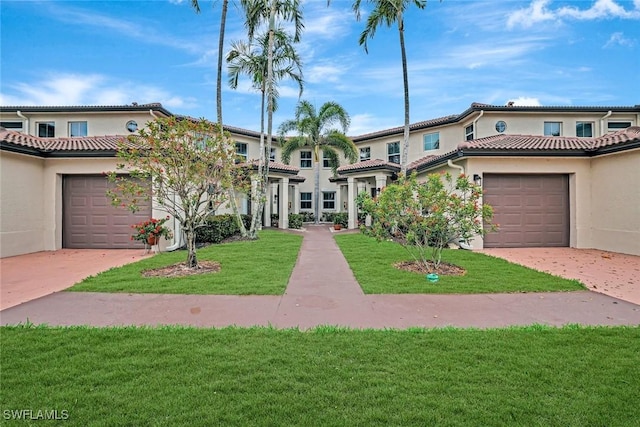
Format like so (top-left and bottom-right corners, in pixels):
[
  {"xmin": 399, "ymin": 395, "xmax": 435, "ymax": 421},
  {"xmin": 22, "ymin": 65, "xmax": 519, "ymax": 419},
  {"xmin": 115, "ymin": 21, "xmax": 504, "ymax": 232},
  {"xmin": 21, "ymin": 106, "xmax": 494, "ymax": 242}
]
[
  {"xmin": 293, "ymin": 185, "xmax": 300, "ymax": 214},
  {"xmin": 347, "ymin": 177, "xmax": 356, "ymax": 229},
  {"xmin": 263, "ymin": 181, "xmax": 271, "ymax": 228},
  {"xmin": 375, "ymin": 174, "xmax": 387, "ymax": 196},
  {"xmin": 280, "ymin": 177, "xmax": 289, "ymax": 229}
]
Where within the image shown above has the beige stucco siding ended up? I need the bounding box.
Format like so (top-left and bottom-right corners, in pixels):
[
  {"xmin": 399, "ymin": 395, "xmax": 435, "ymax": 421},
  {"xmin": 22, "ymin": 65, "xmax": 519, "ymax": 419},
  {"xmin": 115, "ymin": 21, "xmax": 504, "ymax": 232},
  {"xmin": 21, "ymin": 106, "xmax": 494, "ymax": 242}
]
[
  {"xmin": 590, "ymin": 149, "xmax": 640, "ymax": 255},
  {"xmin": 0, "ymin": 151, "xmax": 46, "ymax": 257}
]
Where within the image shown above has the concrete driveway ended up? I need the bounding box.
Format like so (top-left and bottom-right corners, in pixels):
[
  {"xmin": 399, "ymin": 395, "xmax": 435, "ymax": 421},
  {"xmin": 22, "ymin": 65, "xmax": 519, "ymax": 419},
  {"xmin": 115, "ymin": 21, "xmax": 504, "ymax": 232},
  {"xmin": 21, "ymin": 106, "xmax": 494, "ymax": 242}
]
[
  {"xmin": 0, "ymin": 249, "xmax": 150, "ymax": 310},
  {"xmin": 482, "ymin": 248, "xmax": 640, "ymax": 305}
]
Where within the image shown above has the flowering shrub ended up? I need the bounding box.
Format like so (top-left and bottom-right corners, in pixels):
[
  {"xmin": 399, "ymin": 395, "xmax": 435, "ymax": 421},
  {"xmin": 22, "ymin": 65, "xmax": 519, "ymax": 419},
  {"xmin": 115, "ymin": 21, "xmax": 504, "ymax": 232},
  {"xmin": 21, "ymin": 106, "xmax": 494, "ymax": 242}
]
[
  {"xmin": 357, "ymin": 172, "xmax": 496, "ymax": 272},
  {"xmin": 131, "ymin": 217, "xmax": 173, "ymax": 242}
]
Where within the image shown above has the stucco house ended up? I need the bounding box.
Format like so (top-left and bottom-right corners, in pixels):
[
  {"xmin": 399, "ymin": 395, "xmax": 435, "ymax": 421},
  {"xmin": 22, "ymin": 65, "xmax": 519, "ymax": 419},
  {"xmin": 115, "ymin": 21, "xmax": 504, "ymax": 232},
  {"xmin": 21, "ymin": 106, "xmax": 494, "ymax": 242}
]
[{"xmin": 1, "ymin": 102, "xmax": 638, "ymax": 258}]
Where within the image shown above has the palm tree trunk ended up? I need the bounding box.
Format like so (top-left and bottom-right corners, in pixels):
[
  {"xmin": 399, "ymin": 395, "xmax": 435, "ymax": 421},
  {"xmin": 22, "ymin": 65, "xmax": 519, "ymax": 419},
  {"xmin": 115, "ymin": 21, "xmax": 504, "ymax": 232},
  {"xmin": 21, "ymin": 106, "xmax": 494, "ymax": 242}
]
[
  {"xmin": 217, "ymin": 0, "xmax": 227, "ymax": 127},
  {"xmin": 263, "ymin": 1, "xmax": 276, "ymax": 227},
  {"xmin": 398, "ymin": 12, "xmax": 410, "ymax": 175},
  {"xmin": 249, "ymin": 88, "xmax": 267, "ymax": 238},
  {"xmin": 313, "ymin": 144, "xmax": 320, "ymax": 224}
]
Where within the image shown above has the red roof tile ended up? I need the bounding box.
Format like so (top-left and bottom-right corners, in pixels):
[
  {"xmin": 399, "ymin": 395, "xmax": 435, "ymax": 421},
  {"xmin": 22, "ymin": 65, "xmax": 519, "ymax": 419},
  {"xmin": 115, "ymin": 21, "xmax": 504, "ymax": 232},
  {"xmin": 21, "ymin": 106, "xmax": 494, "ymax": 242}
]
[
  {"xmin": 240, "ymin": 159, "xmax": 300, "ymax": 174},
  {"xmin": 337, "ymin": 158, "xmax": 401, "ymax": 173}
]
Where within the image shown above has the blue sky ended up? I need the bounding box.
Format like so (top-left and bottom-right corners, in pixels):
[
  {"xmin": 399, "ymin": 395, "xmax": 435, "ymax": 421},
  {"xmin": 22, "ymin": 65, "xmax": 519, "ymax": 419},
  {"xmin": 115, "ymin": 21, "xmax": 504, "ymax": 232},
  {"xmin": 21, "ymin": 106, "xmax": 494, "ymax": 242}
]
[{"xmin": 1, "ymin": 0, "xmax": 639, "ymax": 135}]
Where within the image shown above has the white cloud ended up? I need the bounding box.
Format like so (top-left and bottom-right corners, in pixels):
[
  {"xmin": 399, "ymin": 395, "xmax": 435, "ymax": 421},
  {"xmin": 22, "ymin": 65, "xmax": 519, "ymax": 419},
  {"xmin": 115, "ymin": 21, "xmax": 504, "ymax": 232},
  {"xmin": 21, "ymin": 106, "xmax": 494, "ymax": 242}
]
[
  {"xmin": 0, "ymin": 73, "xmax": 197, "ymax": 110},
  {"xmin": 306, "ymin": 64, "xmax": 346, "ymax": 83},
  {"xmin": 507, "ymin": 0, "xmax": 640, "ymax": 29},
  {"xmin": 604, "ymin": 32, "xmax": 635, "ymax": 47},
  {"xmin": 506, "ymin": 97, "xmax": 542, "ymax": 106},
  {"xmin": 348, "ymin": 113, "xmax": 398, "ymax": 136}
]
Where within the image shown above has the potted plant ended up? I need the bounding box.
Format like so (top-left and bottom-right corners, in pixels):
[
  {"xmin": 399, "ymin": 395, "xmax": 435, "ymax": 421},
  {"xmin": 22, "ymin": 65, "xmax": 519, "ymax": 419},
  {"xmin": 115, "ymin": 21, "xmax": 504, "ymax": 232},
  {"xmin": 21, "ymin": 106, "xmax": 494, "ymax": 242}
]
[
  {"xmin": 131, "ymin": 216, "xmax": 173, "ymax": 246},
  {"xmin": 333, "ymin": 212, "xmax": 348, "ymax": 230}
]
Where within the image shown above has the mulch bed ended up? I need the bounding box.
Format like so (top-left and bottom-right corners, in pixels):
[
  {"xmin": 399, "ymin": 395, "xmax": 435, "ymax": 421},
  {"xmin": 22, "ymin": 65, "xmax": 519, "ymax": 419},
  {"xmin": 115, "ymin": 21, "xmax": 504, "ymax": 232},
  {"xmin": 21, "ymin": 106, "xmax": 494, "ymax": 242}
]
[
  {"xmin": 394, "ymin": 260, "xmax": 466, "ymax": 276},
  {"xmin": 142, "ymin": 261, "xmax": 221, "ymax": 278}
]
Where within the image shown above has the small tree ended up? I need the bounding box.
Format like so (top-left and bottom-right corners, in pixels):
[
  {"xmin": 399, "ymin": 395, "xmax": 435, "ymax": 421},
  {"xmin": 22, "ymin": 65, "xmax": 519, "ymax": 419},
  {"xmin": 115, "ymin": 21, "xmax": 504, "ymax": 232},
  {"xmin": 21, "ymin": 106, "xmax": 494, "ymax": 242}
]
[
  {"xmin": 358, "ymin": 172, "xmax": 496, "ymax": 272},
  {"xmin": 107, "ymin": 117, "xmax": 236, "ymax": 269}
]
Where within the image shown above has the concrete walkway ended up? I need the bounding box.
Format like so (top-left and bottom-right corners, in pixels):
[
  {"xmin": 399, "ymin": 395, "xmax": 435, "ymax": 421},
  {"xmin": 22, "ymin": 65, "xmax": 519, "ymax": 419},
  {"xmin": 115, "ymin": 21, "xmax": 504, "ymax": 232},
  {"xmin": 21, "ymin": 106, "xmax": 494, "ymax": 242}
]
[{"xmin": 1, "ymin": 226, "xmax": 639, "ymax": 329}]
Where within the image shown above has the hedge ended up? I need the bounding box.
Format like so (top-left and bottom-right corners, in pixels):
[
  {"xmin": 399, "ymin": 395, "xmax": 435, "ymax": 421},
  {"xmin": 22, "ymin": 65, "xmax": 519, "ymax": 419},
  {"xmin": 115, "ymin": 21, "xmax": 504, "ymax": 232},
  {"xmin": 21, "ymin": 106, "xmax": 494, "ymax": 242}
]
[{"xmin": 196, "ymin": 214, "xmax": 252, "ymax": 244}]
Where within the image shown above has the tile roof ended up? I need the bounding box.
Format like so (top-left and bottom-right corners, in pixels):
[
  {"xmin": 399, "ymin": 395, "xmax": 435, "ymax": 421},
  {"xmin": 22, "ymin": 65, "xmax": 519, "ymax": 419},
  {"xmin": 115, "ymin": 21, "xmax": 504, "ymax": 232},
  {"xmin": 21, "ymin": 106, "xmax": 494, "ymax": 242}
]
[
  {"xmin": 337, "ymin": 158, "xmax": 401, "ymax": 174},
  {"xmin": 241, "ymin": 159, "xmax": 300, "ymax": 174},
  {"xmin": 0, "ymin": 127, "xmax": 134, "ymax": 152},
  {"xmin": 0, "ymin": 103, "xmax": 172, "ymax": 115},
  {"xmin": 408, "ymin": 126, "xmax": 640, "ymax": 173},
  {"xmin": 351, "ymin": 115, "xmax": 458, "ymax": 142}
]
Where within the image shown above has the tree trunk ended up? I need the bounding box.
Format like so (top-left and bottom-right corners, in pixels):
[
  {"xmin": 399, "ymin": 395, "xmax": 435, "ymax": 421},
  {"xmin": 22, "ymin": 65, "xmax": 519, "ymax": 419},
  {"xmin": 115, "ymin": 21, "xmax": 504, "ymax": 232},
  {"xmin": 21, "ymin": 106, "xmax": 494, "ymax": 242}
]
[
  {"xmin": 185, "ymin": 227, "xmax": 198, "ymax": 268},
  {"xmin": 216, "ymin": 0, "xmax": 227, "ymax": 127},
  {"xmin": 398, "ymin": 13, "xmax": 410, "ymax": 175},
  {"xmin": 313, "ymin": 145, "xmax": 320, "ymax": 224},
  {"xmin": 249, "ymin": 87, "xmax": 268, "ymax": 239}
]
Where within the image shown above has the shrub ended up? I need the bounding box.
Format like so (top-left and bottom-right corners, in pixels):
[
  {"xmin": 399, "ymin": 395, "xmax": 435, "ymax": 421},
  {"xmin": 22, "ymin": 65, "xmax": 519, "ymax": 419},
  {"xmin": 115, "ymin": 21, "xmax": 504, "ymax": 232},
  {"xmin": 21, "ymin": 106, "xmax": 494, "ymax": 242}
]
[
  {"xmin": 322, "ymin": 212, "xmax": 335, "ymax": 223},
  {"xmin": 333, "ymin": 212, "xmax": 348, "ymax": 227},
  {"xmin": 271, "ymin": 214, "xmax": 279, "ymax": 228},
  {"xmin": 197, "ymin": 214, "xmax": 251, "ymax": 244},
  {"xmin": 300, "ymin": 212, "xmax": 315, "ymax": 223},
  {"xmin": 288, "ymin": 213, "xmax": 303, "ymax": 229}
]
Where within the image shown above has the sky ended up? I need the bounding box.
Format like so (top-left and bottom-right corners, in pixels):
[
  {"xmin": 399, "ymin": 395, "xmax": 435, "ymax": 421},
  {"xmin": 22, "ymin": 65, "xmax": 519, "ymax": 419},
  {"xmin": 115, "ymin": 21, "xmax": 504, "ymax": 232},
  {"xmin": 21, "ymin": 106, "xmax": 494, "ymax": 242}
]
[{"xmin": 1, "ymin": 0, "xmax": 639, "ymax": 136}]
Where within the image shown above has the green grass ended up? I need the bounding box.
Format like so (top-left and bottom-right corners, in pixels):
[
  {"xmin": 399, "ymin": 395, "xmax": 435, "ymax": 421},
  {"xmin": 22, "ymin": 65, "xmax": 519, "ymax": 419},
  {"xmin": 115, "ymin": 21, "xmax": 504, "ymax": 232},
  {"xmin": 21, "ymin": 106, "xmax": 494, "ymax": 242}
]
[
  {"xmin": 68, "ymin": 230, "xmax": 302, "ymax": 295},
  {"xmin": 1, "ymin": 325, "xmax": 638, "ymax": 426},
  {"xmin": 335, "ymin": 233, "xmax": 585, "ymax": 294}
]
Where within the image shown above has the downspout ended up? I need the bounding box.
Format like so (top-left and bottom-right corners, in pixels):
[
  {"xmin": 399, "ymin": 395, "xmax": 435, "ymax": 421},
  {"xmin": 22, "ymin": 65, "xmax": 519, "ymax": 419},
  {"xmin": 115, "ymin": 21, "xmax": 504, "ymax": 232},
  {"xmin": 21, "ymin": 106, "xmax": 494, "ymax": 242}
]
[
  {"xmin": 473, "ymin": 110, "xmax": 484, "ymax": 137},
  {"xmin": 17, "ymin": 111, "xmax": 29, "ymax": 134},
  {"xmin": 447, "ymin": 158, "xmax": 473, "ymax": 250},
  {"xmin": 600, "ymin": 110, "xmax": 612, "ymax": 136},
  {"xmin": 148, "ymin": 107, "xmax": 184, "ymax": 251}
]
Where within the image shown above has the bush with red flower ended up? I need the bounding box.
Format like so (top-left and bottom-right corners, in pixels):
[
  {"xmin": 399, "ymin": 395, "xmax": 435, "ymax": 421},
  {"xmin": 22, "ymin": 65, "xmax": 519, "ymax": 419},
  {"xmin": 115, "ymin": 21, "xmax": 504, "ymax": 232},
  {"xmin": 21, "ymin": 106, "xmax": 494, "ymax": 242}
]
[{"xmin": 131, "ymin": 217, "xmax": 173, "ymax": 243}]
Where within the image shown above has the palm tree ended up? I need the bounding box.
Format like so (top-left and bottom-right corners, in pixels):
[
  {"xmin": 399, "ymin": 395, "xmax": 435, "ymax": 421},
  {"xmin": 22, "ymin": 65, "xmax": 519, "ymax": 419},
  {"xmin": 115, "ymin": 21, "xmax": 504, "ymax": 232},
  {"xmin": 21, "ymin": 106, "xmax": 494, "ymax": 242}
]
[
  {"xmin": 190, "ymin": 0, "xmax": 228, "ymax": 128},
  {"xmin": 279, "ymin": 100, "xmax": 358, "ymax": 224},
  {"xmin": 352, "ymin": 0, "xmax": 427, "ymax": 174},
  {"xmin": 240, "ymin": 0, "xmax": 304, "ymax": 235},
  {"xmin": 227, "ymin": 28, "xmax": 304, "ymax": 238}
]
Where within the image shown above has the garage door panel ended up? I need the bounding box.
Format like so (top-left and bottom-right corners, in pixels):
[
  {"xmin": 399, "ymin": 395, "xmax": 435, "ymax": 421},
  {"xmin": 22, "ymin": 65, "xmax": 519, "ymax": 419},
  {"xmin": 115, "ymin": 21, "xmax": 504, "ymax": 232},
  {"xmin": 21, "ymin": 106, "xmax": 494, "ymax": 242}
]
[
  {"xmin": 484, "ymin": 174, "xmax": 569, "ymax": 248},
  {"xmin": 63, "ymin": 175, "xmax": 151, "ymax": 249}
]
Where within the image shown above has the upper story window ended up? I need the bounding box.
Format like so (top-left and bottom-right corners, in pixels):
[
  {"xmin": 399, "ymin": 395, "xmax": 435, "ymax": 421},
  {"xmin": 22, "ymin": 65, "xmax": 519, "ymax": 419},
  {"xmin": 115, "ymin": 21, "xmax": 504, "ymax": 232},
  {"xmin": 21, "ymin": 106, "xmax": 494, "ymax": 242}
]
[
  {"xmin": 544, "ymin": 122, "xmax": 562, "ymax": 136},
  {"xmin": 69, "ymin": 121, "xmax": 88, "ymax": 137},
  {"xmin": 235, "ymin": 142, "xmax": 248, "ymax": 161},
  {"xmin": 576, "ymin": 122, "xmax": 593, "ymax": 137},
  {"xmin": 608, "ymin": 121, "xmax": 631, "ymax": 132},
  {"xmin": 269, "ymin": 147, "xmax": 276, "ymax": 162},
  {"xmin": 1, "ymin": 121, "xmax": 23, "ymax": 131},
  {"xmin": 387, "ymin": 142, "xmax": 400, "ymax": 164},
  {"xmin": 423, "ymin": 132, "xmax": 440, "ymax": 151},
  {"xmin": 359, "ymin": 146, "xmax": 371, "ymax": 161},
  {"xmin": 37, "ymin": 122, "xmax": 55, "ymax": 138},
  {"xmin": 322, "ymin": 151, "xmax": 331, "ymax": 168},
  {"xmin": 464, "ymin": 124, "xmax": 474, "ymax": 141},
  {"xmin": 300, "ymin": 150, "xmax": 312, "ymax": 168}
]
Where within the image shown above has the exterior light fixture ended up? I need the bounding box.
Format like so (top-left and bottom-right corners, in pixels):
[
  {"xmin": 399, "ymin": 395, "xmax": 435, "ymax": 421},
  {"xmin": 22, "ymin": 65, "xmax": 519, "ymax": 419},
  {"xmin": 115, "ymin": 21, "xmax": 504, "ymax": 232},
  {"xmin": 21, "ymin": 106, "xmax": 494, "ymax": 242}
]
[{"xmin": 473, "ymin": 174, "xmax": 482, "ymax": 186}]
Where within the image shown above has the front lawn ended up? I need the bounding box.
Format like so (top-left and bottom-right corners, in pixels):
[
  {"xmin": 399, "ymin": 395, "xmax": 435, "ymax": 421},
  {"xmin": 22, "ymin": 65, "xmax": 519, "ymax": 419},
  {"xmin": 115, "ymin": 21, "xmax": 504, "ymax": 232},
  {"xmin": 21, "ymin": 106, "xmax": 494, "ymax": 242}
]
[
  {"xmin": 1, "ymin": 325, "xmax": 638, "ymax": 426},
  {"xmin": 68, "ymin": 230, "xmax": 302, "ymax": 295},
  {"xmin": 335, "ymin": 233, "xmax": 585, "ymax": 294}
]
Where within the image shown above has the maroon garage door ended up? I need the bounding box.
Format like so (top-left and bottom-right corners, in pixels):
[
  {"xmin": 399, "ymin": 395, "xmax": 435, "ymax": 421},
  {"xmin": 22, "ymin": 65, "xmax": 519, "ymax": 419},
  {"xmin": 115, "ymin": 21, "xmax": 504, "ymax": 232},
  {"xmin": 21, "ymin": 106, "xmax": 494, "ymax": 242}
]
[
  {"xmin": 483, "ymin": 174, "xmax": 569, "ymax": 248},
  {"xmin": 63, "ymin": 175, "xmax": 151, "ymax": 249}
]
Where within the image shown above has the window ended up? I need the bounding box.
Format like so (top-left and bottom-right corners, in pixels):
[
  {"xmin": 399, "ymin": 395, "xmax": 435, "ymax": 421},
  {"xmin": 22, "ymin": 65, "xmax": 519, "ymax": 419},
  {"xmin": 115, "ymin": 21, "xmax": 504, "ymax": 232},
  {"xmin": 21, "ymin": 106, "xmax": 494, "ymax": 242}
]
[
  {"xmin": 1, "ymin": 121, "xmax": 23, "ymax": 131},
  {"xmin": 300, "ymin": 192, "xmax": 312, "ymax": 210},
  {"xmin": 235, "ymin": 142, "xmax": 248, "ymax": 161},
  {"xmin": 300, "ymin": 150, "xmax": 312, "ymax": 168},
  {"xmin": 322, "ymin": 191, "xmax": 336, "ymax": 210},
  {"xmin": 464, "ymin": 124, "xmax": 474, "ymax": 141},
  {"xmin": 37, "ymin": 122, "xmax": 55, "ymax": 138},
  {"xmin": 269, "ymin": 147, "xmax": 276, "ymax": 162},
  {"xmin": 608, "ymin": 121, "xmax": 631, "ymax": 132},
  {"xmin": 359, "ymin": 146, "xmax": 371, "ymax": 161},
  {"xmin": 576, "ymin": 122, "xmax": 593, "ymax": 137},
  {"xmin": 544, "ymin": 122, "xmax": 562, "ymax": 136},
  {"xmin": 387, "ymin": 142, "xmax": 400, "ymax": 164},
  {"xmin": 69, "ymin": 121, "xmax": 87, "ymax": 137},
  {"xmin": 423, "ymin": 132, "xmax": 440, "ymax": 151},
  {"xmin": 322, "ymin": 152, "xmax": 331, "ymax": 168}
]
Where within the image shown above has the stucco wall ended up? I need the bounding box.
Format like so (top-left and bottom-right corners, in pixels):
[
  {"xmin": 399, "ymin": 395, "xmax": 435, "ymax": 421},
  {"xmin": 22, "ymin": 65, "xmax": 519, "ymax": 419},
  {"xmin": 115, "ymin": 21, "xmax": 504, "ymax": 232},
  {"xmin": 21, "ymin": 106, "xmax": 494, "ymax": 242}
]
[
  {"xmin": 590, "ymin": 149, "xmax": 640, "ymax": 255},
  {"xmin": 0, "ymin": 151, "xmax": 46, "ymax": 257}
]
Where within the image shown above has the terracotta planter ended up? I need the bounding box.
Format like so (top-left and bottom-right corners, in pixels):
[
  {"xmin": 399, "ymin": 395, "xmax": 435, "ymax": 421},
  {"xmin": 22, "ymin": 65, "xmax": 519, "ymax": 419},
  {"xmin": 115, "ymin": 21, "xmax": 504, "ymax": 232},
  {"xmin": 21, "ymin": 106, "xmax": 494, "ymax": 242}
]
[
  {"xmin": 334, "ymin": 224, "xmax": 342, "ymax": 230},
  {"xmin": 146, "ymin": 235, "xmax": 158, "ymax": 246}
]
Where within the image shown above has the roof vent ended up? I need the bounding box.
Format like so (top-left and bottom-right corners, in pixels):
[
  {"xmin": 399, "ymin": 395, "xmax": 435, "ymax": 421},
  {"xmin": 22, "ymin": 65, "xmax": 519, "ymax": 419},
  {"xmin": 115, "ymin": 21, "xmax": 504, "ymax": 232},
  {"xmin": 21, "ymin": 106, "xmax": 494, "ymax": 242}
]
[
  {"xmin": 132, "ymin": 102, "xmax": 138, "ymax": 106},
  {"xmin": 507, "ymin": 101, "xmax": 515, "ymax": 107}
]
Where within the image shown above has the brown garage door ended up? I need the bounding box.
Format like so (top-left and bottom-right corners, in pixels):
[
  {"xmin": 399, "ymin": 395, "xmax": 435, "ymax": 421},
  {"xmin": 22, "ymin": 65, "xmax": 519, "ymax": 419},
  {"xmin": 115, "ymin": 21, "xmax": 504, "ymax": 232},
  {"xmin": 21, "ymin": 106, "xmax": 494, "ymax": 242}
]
[
  {"xmin": 63, "ymin": 175, "xmax": 151, "ymax": 249},
  {"xmin": 483, "ymin": 174, "xmax": 569, "ymax": 248}
]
